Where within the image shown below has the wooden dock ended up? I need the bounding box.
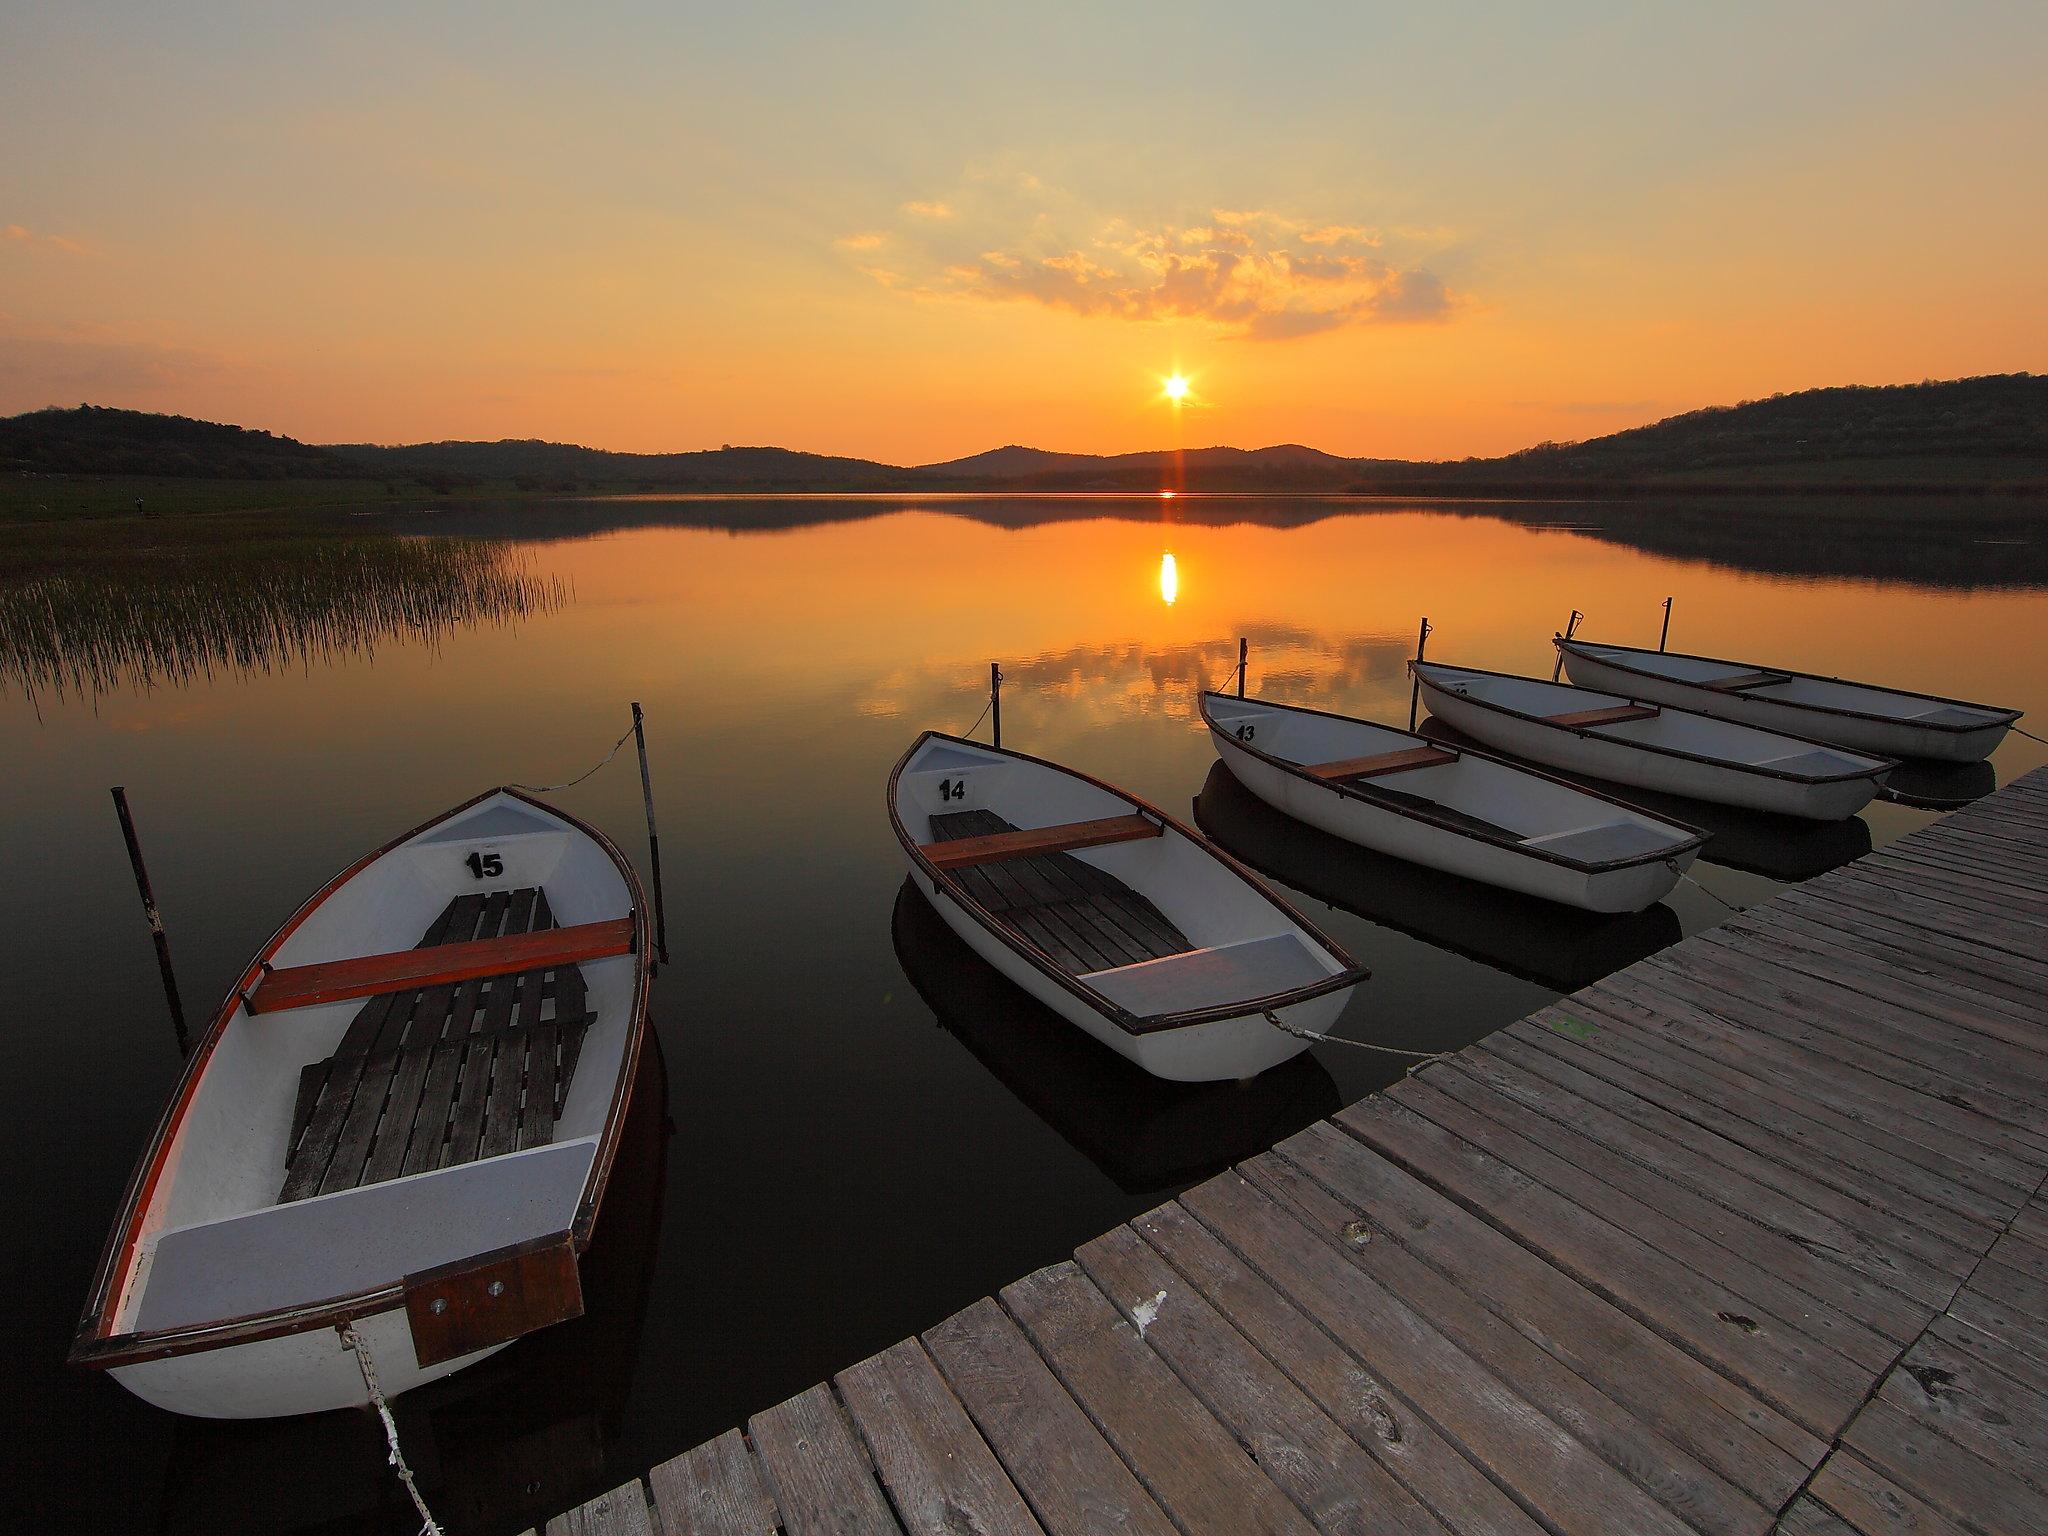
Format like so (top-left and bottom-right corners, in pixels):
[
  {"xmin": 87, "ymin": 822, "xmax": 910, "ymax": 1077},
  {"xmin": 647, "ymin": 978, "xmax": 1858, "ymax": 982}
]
[{"xmin": 543, "ymin": 767, "xmax": 2048, "ymax": 1536}]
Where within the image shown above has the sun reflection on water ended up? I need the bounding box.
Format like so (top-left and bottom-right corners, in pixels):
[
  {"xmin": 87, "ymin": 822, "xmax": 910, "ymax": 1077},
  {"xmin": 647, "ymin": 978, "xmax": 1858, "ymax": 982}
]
[{"xmin": 1159, "ymin": 551, "xmax": 1178, "ymax": 606}]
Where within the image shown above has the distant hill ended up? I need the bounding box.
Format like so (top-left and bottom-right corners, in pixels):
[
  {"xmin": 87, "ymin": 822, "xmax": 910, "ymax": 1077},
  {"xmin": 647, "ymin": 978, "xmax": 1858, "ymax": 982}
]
[
  {"xmin": 0, "ymin": 404, "xmax": 359, "ymax": 479},
  {"xmin": 5, "ymin": 373, "xmax": 2042, "ymax": 499},
  {"xmin": 328, "ymin": 437, "xmax": 910, "ymax": 493}
]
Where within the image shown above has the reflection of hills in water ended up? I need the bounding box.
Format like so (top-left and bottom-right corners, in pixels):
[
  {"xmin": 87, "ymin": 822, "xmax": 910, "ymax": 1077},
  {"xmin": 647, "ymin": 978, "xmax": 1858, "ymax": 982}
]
[
  {"xmin": 399, "ymin": 491, "xmax": 2048, "ymax": 591},
  {"xmin": 155, "ymin": 1038, "xmax": 669, "ymax": 1536},
  {"xmin": 1192, "ymin": 763, "xmax": 1682, "ymax": 993},
  {"xmin": 1414, "ymin": 718, "xmax": 1876, "ymax": 881},
  {"xmin": 891, "ymin": 880, "xmax": 1340, "ymax": 1196},
  {"xmin": 0, "ymin": 534, "xmax": 566, "ymax": 703}
]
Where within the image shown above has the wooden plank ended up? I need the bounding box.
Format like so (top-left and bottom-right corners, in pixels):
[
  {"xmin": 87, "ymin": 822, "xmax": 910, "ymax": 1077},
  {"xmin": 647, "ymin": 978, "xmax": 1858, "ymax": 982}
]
[
  {"xmin": 648, "ymin": 1429, "xmax": 781, "ymax": 1536},
  {"xmin": 1546, "ymin": 704, "xmax": 1659, "ymax": 727},
  {"xmin": 1805, "ymin": 1451, "xmax": 1974, "ymax": 1536},
  {"xmin": 1177, "ymin": 1170, "xmax": 1705, "ymax": 1536},
  {"xmin": 1303, "ymin": 745, "xmax": 1457, "ymax": 780},
  {"xmin": 1773, "ymin": 1496, "xmax": 1861, "ymax": 1536},
  {"xmin": 747, "ymin": 1383, "xmax": 902, "ymax": 1536},
  {"xmin": 315, "ymin": 1052, "xmax": 398, "ymax": 1197},
  {"xmin": 1468, "ymin": 1037, "xmax": 1970, "ymax": 1307},
  {"xmin": 544, "ymin": 1481, "xmax": 654, "ymax": 1536},
  {"xmin": 921, "ymin": 813, "xmax": 1161, "ymax": 870},
  {"xmin": 922, "ymin": 1297, "xmax": 1179, "ymax": 1536},
  {"xmin": 1128, "ymin": 1201, "xmax": 1547, "ymax": 1536},
  {"xmin": 401, "ymin": 1037, "xmax": 466, "ymax": 1177},
  {"xmin": 1259, "ymin": 1125, "xmax": 1824, "ymax": 1493},
  {"xmin": 520, "ymin": 1021, "xmax": 561, "ymax": 1152},
  {"xmin": 479, "ymin": 1024, "xmax": 531, "ymax": 1161},
  {"xmin": 1511, "ymin": 1003, "xmax": 2010, "ymax": 1242},
  {"xmin": 248, "ymin": 917, "xmax": 634, "ymax": 1014},
  {"xmin": 835, "ymin": 1339, "xmax": 1043, "ymax": 1536},
  {"xmin": 443, "ymin": 1031, "xmax": 499, "ymax": 1170},
  {"xmin": 555, "ymin": 1020, "xmax": 588, "ymax": 1117},
  {"xmin": 1074, "ymin": 1221, "xmax": 1446, "ymax": 1536},
  {"xmin": 1000, "ymin": 1261, "xmax": 1320, "ymax": 1536},
  {"xmin": 1332, "ymin": 1090, "xmax": 1872, "ymax": 1432},
  {"xmin": 358, "ymin": 1043, "xmax": 437, "ymax": 1187},
  {"xmin": 446, "ymin": 888, "xmax": 515, "ymax": 1035},
  {"xmin": 1415, "ymin": 1064, "xmax": 1932, "ymax": 1349},
  {"xmin": 279, "ymin": 1055, "xmax": 372, "ymax": 1201},
  {"xmin": 1839, "ymin": 1396, "xmax": 2048, "ymax": 1532},
  {"xmin": 1879, "ymin": 1330, "xmax": 2048, "ymax": 1480}
]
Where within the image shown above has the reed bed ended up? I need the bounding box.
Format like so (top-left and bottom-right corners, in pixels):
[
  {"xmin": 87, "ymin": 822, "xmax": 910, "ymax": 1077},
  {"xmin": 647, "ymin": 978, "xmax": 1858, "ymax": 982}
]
[{"xmin": 0, "ymin": 529, "xmax": 566, "ymax": 703}]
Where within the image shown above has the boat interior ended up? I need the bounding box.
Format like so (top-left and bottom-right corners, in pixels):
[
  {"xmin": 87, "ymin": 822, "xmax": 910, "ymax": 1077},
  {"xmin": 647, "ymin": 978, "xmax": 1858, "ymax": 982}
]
[
  {"xmin": 898, "ymin": 737, "xmax": 1344, "ymax": 1021},
  {"xmin": 1420, "ymin": 665, "xmax": 1889, "ymax": 777},
  {"xmin": 1204, "ymin": 694, "xmax": 1696, "ymax": 866},
  {"xmin": 113, "ymin": 794, "xmax": 640, "ymax": 1341},
  {"xmin": 1569, "ymin": 642, "xmax": 2015, "ymax": 727}
]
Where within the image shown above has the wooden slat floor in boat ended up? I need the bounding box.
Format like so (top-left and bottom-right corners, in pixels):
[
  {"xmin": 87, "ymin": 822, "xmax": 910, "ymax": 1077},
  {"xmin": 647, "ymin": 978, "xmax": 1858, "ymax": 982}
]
[
  {"xmin": 928, "ymin": 809, "xmax": 1192, "ymax": 975},
  {"xmin": 280, "ymin": 886, "xmax": 594, "ymax": 1202},
  {"xmin": 541, "ymin": 765, "xmax": 2048, "ymax": 1536}
]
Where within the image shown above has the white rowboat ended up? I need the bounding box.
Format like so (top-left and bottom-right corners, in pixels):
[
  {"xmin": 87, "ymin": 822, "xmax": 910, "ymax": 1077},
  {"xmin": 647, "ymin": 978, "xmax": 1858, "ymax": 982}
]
[
  {"xmin": 889, "ymin": 732, "xmax": 1367, "ymax": 1082},
  {"xmin": 1555, "ymin": 636, "xmax": 2020, "ymax": 763},
  {"xmin": 72, "ymin": 788, "xmax": 650, "ymax": 1419},
  {"xmin": 1201, "ymin": 691, "xmax": 1705, "ymax": 912},
  {"xmin": 1412, "ymin": 661, "xmax": 1892, "ymax": 820}
]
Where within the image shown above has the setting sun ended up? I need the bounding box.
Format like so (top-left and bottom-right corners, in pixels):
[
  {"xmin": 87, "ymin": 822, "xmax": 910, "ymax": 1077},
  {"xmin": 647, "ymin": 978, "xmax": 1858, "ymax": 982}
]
[{"xmin": 1163, "ymin": 373, "xmax": 1191, "ymax": 404}]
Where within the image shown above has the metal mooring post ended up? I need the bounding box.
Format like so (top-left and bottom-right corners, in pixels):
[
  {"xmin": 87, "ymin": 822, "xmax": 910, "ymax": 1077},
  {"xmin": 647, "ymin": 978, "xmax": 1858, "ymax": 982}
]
[
  {"xmin": 110, "ymin": 787, "xmax": 191, "ymax": 1056},
  {"xmin": 1407, "ymin": 617, "xmax": 1433, "ymax": 732},
  {"xmin": 1237, "ymin": 637, "xmax": 1248, "ymax": 699},
  {"xmin": 990, "ymin": 662, "xmax": 1003, "ymax": 748},
  {"xmin": 1659, "ymin": 597, "xmax": 1674, "ymax": 652},
  {"xmin": 630, "ymin": 703, "xmax": 671, "ymax": 968},
  {"xmin": 1553, "ymin": 608, "xmax": 1584, "ymax": 681}
]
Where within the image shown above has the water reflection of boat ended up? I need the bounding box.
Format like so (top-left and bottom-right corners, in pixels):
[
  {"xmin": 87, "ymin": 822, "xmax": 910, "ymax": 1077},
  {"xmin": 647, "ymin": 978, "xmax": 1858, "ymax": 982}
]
[
  {"xmin": 891, "ymin": 881, "xmax": 1340, "ymax": 1196},
  {"xmin": 1877, "ymin": 758, "xmax": 1999, "ymax": 811},
  {"xmin": 1415, "ymin": 719, "xmax": 1874, "ymax": 881},
  {"xmin": 1192, "ymin": 765, "xmax": 1681, "ymax": 994},
  {"xmin": 156, "ymin": 1035, "xmax": 671, "ymax": 1535}
]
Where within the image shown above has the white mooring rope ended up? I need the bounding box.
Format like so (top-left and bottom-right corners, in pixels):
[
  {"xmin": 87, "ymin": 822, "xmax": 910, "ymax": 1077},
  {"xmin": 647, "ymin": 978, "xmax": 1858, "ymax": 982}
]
[
  {"xmin": 507, "ymin": 720, "xmax": 638, "ymax": 794},
  {"xmin": 1263, "ymin": 1010, "xmax": 1446, "ymax": 1065},
  {"xmin": 339, "ymin": 1322, "xmax": 445, "ymax": 1536},
  {"xmin": 1667, "ymin": 859, "xmax": 1744, "ymax": 913}
]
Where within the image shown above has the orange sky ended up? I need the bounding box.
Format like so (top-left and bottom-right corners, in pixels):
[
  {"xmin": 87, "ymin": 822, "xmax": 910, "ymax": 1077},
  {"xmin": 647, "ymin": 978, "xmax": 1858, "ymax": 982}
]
[{"xmin": 3, "ymin": 5, "xmax": 2045, "ymax": 462}]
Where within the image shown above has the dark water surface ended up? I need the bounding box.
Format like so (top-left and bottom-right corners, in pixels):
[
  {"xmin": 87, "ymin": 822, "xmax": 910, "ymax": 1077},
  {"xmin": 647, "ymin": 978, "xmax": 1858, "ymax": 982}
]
[{"xmin": 4, "ymin": 495, "xmax": 2044, "ymax": 1531}]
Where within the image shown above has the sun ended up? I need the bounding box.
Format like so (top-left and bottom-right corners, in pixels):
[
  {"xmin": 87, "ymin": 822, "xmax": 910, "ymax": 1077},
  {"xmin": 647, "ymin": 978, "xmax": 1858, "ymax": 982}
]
[{"xmin": 1162, "ymin": 372, "xmax": 1191, "ymax": 404}]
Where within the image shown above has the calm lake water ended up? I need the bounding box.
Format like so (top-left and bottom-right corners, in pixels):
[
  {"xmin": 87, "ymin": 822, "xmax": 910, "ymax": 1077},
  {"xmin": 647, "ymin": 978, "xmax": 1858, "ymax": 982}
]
[{"xmin": 4, "ymin": 495, "xmax": 2045, "ymax": 1532}]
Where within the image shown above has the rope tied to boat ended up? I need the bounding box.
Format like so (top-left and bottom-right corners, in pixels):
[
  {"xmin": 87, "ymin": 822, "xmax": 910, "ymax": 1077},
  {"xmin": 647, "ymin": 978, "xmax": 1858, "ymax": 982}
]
[
  {"xmin": 338, "ymin": 1322, "xmax": 445, "ymax": 1536},
  {"xmin": 2014, "ymin": 725, "xmax": 2047, "ymax": 745},
  {"xmin": 1666, "ymin": 860, "xmax": 1743, "ymax": 913},
  {"xmin": 1262, "ymin": 1010, "xmax": 1446, "ymax": 1066},
  {"xmin": 960, "ymin": 679, "xmax": 998, "ymax": 742},
  {"xmin": 507, "ymin": 720, "xmax": 638, "ymax": 793}
]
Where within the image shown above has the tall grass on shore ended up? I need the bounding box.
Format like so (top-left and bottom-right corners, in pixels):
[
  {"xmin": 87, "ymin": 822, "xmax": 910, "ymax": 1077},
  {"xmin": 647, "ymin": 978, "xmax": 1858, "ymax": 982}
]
[{"xmin": 0, "ymin": 525, "xmax": 566, "ymax": 703}]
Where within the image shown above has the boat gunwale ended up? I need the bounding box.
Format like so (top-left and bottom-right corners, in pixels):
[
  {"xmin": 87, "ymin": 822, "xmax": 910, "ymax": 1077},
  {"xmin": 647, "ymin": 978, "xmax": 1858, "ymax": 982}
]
[
  {"xmin": 888, "ymin": 730, "xmax": 1369, "ymax": 1035},
  {"xmin": 69, "ymin": 786, "xmax": 651, "ymax": 1371},
  {"xmin": 1197, "ymin": 690, "xmax": 1708, "ymax": 873},
  {"xmin": 1553, "ymin": 635, "xmax": 2024, "ymax": 733},
  {"xmin": 1411, "ymin": 659, "xmax": 1900, "ymax": 784}
]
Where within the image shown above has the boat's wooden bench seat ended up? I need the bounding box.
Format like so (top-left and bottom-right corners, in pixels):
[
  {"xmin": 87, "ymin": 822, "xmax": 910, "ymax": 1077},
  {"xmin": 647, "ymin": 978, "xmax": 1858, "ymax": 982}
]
[
  {"xmin": 928, "ymin": 810, "xmax": 1193, "ymax": 978},
  {"xmin": 920, "ymin": 812, "xmax": 1160, "ymax": 870},
  {"xmin": 1304, "ymin": 745, "xmax": 1456, "ymax": 781},
  {"xmin": 248, "ymin": 917, "xmax": 631, "ymax": 1014},
  {"xmin": 1547, "ymin": 703, "xmax": 1661, "ymax": 728},
  {"xmin": 1699, "ymin": 669, "xmax": 1791, "ymax": 692},
  {"xmin": 279, "ymin": 889, "xmax": 597, "ymax": 1203}
]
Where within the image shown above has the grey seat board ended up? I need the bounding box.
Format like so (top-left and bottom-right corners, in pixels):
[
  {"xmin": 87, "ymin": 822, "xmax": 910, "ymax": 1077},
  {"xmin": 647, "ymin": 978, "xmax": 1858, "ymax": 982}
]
[
  {"xmin": 1081, "ymin": 933, "xmax": 1329, "ymax": 1019},
  {"xmin": 913, "ymin": 744, "xmax": 1005, "ymax": 772},
  {"xmin": 135, "ymin": 1139, "xmax": 596, "ymax": 1333},
  {"xmin": 1756, "ymin": 748, "xmax": 1877, "ymax": 778},
  {"xmin": 1524, "ymin": 821, "xmax": 1683, "ymax": 866},
  {"xmin": 1909, "ymin": 704, "xmax": 1999, "ymax": 728}
]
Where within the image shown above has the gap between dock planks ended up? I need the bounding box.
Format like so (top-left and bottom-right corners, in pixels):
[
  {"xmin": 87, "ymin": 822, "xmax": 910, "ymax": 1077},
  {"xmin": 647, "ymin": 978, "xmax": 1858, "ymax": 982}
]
[{"xmin": 543, "ymin": 766, "xmax": 2048, "ymax": 1536}]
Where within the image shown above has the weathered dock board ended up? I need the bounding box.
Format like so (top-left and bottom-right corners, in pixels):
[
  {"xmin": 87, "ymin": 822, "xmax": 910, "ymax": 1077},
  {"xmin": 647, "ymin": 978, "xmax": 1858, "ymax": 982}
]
[{"xmin": 544, "ymin": 766, "xmax": 2048, "ymax": 1536}]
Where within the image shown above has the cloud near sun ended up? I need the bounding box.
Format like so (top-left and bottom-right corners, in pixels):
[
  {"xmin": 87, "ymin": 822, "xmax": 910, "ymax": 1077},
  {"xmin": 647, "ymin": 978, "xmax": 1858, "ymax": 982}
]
[{"xmin": 838, "ymin": 202, "xmax": 1454, "ymax": 340}]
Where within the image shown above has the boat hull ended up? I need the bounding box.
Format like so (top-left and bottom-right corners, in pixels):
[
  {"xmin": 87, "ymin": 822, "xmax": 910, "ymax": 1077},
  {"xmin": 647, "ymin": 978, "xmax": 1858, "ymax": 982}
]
[
  {"xmin": 1559, "ymin": 648, "xmax": 2013, "ymax": 763},
  {"xmin": 1209, "ymin": 732, "xmax": 1691, "ymax": 913},
  {"xmin": 109, "ymin": 1304, "xmax": 510, "ymax": 1420},
  {"xmin": 1417, "ymin": 677, "xmax": 1882, "ymax": 820},
  {"xmin": 902, "ymin": 860, "xmax": 1335, "ymax": 1082}
]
